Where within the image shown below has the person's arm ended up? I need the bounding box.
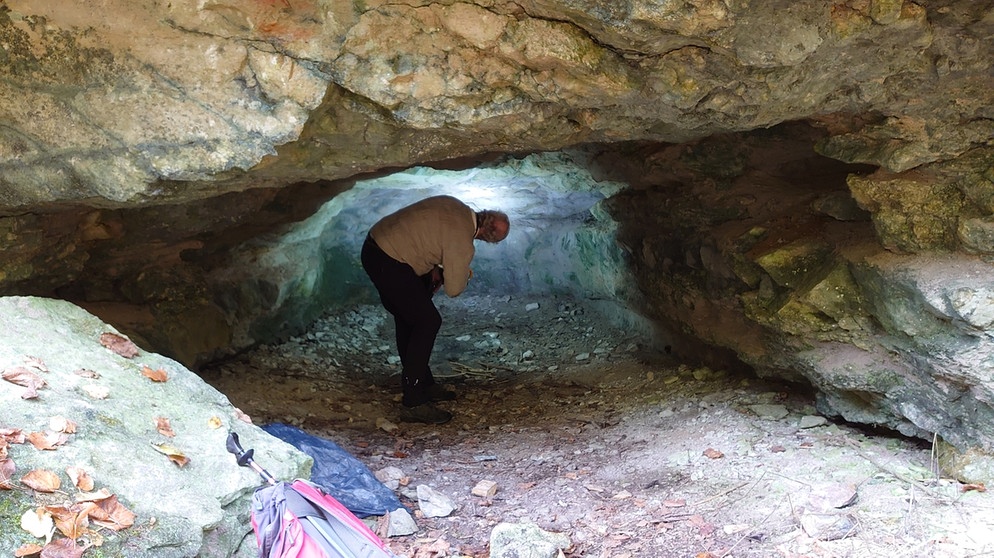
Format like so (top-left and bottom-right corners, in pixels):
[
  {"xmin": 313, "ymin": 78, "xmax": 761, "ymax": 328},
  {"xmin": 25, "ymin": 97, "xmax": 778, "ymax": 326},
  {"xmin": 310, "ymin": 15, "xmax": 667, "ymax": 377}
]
[{"xmin": 441, "ymin": 241, "xmax": 474, "ymax": 297}]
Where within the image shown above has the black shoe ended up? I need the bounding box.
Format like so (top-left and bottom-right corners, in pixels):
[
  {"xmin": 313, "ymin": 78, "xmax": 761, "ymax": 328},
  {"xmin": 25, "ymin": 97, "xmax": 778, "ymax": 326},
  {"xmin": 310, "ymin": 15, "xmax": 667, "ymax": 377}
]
[
  {"xmin": 399, "ymin": 403, "xmax": 453, "ymax": 424},
  {"xmin": 425, "ymin": 383, "xmax": 457, "ymax": 402}
]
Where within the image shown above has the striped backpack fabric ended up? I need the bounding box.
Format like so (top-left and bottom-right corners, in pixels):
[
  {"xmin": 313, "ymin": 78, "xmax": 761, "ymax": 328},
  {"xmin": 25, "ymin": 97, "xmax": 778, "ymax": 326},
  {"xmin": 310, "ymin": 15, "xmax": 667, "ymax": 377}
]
[
  {"xmin": 251, "ymin": 479, "xmax": 397, "ymax": 558},
  {"xmin": 226, "ymin": 431, "xmax": 397, "ymax": 558}
]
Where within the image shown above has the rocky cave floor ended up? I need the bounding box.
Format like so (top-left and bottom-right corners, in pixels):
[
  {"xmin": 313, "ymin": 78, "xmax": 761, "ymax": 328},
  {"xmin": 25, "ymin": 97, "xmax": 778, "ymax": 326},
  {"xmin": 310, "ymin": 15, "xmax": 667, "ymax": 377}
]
[{"xmin": 201, "ymin": 294, "xmax": 994, "ymax": 558}]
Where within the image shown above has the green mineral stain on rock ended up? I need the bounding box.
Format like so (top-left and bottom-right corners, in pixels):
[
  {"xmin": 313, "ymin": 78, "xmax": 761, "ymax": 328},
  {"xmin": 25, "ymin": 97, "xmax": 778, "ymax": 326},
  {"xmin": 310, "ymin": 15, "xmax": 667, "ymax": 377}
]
[
  {"xmin": 0, "ymin": 491, "xmax": 33, "ymax": 551},
  {"xmin": 848, "ymin": 174, "xmax": 963, "ymax": 252},
  {"xmin": 801, "ymin": 264, "xmax": 864, "ymax": 321},
  {"xmin": 754, "ymin": 239, "xmax": 832, "ymax": 289},
  {"xmin": 869, "ymin": 0, "xmax": 906, "ymax": 24}
]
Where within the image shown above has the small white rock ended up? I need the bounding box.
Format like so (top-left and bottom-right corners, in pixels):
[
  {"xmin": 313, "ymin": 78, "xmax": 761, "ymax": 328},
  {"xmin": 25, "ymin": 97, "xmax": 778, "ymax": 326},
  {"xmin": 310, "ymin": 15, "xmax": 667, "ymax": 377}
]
[
  {"xmin": 376, "ymin": 417, "xmax": 398, "ymax": 433},
  {"xmin": 799, "ymin": 415, "xmax": 828, "ymax": 429},
  {"xmin": 417, "ymin": 485, "xmax": 457, "ymax": 518}
]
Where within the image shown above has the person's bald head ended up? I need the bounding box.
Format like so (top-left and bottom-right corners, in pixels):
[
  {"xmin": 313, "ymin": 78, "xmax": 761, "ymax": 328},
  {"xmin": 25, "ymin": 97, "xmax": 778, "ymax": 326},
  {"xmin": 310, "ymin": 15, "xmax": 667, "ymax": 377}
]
[{"xmin": 476, "ymin": 210, "xmax": 510, "ymax": 243}]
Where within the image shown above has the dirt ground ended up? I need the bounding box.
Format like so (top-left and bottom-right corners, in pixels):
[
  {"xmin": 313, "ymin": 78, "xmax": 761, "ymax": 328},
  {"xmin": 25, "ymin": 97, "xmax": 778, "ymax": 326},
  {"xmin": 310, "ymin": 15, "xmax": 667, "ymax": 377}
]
[{"xmin": 201, "ymin": 294, "xmax": 994, "ymax": 558}]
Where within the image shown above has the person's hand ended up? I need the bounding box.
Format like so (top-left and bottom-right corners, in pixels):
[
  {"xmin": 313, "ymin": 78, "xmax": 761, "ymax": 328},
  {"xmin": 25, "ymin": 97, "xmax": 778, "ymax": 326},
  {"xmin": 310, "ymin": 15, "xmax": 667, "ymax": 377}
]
[{"xmin": 430, "ymin": 266, "xmax": 444, "ymax": 294}]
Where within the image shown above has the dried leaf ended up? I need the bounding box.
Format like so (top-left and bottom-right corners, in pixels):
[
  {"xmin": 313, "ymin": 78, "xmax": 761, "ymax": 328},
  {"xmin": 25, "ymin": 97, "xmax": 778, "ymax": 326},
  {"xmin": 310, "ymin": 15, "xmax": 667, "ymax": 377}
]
[
  {"xmin": 66, "ymin": 467, "xmax": 94, "ymax": 492},
  {"xmin": 14, "ymin": 543, "xmax": 43, "ymax": 557},
  {"xmin": 2, "ymin": 366, "xmax": 47, "ymax": 399},
  {"xmin": 663, "ymin": 499, "xmax": 687, "ymax": 508},
  {"xmin": 689, "ymin": 514, "xmax": 716, "ymax": 536},
  {"xmin": 2, "ymin": 367, "xmax": 46, "ymax": 387},
  {"xmin": 75, "ymin": 488, "xmax": 112, "ymax": 503},
  {"xmin": 234, "ymin": 408, "xmax": 253, "ymax": 424},
  {"xmin": 25, "ymin": 357, "xmax": 48, "ymax": 372},
  {"xmin": 1, "ymin": 427, "xmax": 26, "ymax": 444},
  {"xmin": 154, "ymin": 417, "xmax": 175, "ymax": 438},
  {"xmin": 90, "ymin": 495, "xmax": 135, "ymax": 531},
  {"xmin": 140, "ymin": 365, "xmax": 168, "ymax": 383},
  {"xmin": 49, "ymin": 417, "xmax": 77, "ymax": 434},
  {"xmin": 26, "ymin": 432, "xmax": 55, "ymax": 451},
  {"xmin": 73, "ymin": 369, "xmax": 100, "ymax": 379},
  {"xmin": 39, "ymin": 537, "xmax": 84, "ymax": 558},
  {"xmin": 46, "ymin": 503, "xmax": 93, "ymax": 539},
  {"xmin": 83, "ymin": 528, "xmax": 104, "ymax": 548},
  {"xmin": 82, "ymin": 529, "xmax": 104, "ymax": 548},
  {"xmin": 151, "ymin": 442, "xmax": 190, "ymax": 467},
  {"xmin": 20, "ymin": 508, "xmax": 54, "ymax": 539},
  {"xmin": 99, "ymin": 332, "xmax": 139, "ymax": 358},
  {"xmin": 22, "ymin": 469, "xmax": 61, "ymax": 492},
  {"xmin": 412, "ymin": 537, "xmax": 451, "ymax": 558},
  {"xmin": 27, "ymin": 431, "xmax": 66, "ymax": 451},
  {"xmin": 962, "ymin": 483, "xmax": 987, "ymax": 493},
  {"xmin": 207, "ymin": 416, "xmax": 223, "ymax": 430},
  {"xmin": 1, "ymin": 458, "xmax": 15, "ymax": 489},
  {"xmin": 703, "ymin": 448, "xmax": 724, "ymax": 459}
]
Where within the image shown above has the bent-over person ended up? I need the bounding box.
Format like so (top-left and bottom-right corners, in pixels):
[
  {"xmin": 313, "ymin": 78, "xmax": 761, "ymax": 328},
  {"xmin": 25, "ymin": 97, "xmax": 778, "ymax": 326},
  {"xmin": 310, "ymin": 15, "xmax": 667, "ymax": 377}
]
[{"xmin": 361, "ymin": 195, "xmax": 510, "ymax": 424}]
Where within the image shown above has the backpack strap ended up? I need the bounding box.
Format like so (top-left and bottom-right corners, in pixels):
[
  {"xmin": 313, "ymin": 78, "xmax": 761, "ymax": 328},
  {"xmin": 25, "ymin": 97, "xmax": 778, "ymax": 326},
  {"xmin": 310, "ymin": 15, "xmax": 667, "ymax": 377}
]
[
  {"xmin": 285, "ymin": 480, "xmax": 396, "ymax": 558},
  {"xmin": 252, "ymin": 482, "xmax": 290, "ymax": 558}
]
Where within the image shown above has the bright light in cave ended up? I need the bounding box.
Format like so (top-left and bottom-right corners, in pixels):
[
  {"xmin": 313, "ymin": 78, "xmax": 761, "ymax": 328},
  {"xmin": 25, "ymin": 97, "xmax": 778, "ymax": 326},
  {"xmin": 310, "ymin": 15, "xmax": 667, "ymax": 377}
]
[
  {"xmin": 449, "ymin": 183, "xmax": 500, "ymax": 208},
  {"xmin": 303, "ymin": 153, "xmax": 635, "ymax": 304}
]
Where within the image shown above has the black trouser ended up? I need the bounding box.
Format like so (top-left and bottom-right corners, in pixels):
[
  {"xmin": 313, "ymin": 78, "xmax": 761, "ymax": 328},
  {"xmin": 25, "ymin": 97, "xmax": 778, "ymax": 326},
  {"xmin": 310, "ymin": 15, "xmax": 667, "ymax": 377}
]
[{"xmin": 361, "ymin": 235, "xmax": 441, "ymax": 407}]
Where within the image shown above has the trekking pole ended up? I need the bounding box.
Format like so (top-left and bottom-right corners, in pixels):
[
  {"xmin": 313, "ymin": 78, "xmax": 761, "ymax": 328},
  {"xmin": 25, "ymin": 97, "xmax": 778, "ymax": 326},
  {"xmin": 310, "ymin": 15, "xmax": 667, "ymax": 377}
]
[{"xmin": 226, "ymin": 431, "xmax": 278, "ymax": 485}]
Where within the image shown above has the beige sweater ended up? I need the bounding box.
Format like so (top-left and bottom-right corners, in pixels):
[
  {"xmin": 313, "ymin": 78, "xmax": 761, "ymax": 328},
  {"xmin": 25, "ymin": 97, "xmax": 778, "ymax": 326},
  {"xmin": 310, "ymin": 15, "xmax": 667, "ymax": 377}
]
[{"xmin": 370, "ymin": 195, "xmax": 477, "ymax": 297}]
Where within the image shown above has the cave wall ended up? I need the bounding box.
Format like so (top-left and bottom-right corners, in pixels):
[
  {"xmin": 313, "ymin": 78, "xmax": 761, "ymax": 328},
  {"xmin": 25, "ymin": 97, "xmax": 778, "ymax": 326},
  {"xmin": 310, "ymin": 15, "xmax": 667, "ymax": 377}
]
[
  {"xmin": 596, "ymin": 123, "xmax": 994, "ymax": 454},
  {"xmin": 1, "ymin": 1, "xmax": 994, "ymax": 458}
]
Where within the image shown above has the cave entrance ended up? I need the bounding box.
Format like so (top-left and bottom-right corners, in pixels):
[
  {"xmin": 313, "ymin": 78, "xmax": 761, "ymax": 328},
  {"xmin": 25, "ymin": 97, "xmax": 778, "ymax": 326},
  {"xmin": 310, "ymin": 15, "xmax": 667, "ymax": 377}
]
[
  {"xmin": 195, "ymin": 124, "xmax": 993, "ymax": 557},
  {"xmin": 227, "ymin": 121, "xmax": 876, "ymax": 379},
  {"xmin": 305, "ymin": 150, "xmax": 647, "ymax": 333}
]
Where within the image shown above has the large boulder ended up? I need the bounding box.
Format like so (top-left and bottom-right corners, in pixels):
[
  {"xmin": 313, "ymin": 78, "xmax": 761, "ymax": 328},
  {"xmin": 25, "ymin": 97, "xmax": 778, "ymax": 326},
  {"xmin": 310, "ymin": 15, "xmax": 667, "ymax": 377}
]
[{"xmin": 0, "ymin": 297, "xmax": 311, "ymax": 557}]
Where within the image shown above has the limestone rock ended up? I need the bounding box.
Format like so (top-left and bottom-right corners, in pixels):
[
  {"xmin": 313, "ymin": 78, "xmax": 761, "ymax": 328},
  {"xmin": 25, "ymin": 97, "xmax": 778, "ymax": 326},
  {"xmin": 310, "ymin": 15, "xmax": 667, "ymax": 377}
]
[
  {"xmin": 0, "ymin": 296, "xmax": 312, "ymax": 557},
  {"xmin": 748, "ymin": 405, "xmax": 790, "ymax": 420},
  {"xmin": 848, "ymin": 173, "xmax": 965, "ymax": 252},
  {"xmin": 384, "ymin": 507, "xmax": 419, "ymax": 538},
  {"xmin": 799, "ymin": 513, "xmax": 858, "ymax": 541},
  {"xmin": 958, "ymin": 217, "xmax": 994, "ymax": 254},
  {"xmin": 798, "ymin": 415, "xmax": 828, "ymax": 429},
  {"xmin": 489, "ymin": 521, "xmax": 571, "ymax": 558},
  {"xmin": 416, "ymin": 485, "xmax": 456, "ymax": 518},
  {"xmin": 936, "ymin": 438, "xmax": 994, "ymax": 485}
]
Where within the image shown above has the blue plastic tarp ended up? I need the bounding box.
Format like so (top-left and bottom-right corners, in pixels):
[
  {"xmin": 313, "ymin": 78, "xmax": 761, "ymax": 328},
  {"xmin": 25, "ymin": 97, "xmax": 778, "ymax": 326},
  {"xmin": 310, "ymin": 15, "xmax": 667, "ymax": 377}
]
[{"xmin": 261, "ymin": 423, "xmax": 404, "ymax": 518}]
